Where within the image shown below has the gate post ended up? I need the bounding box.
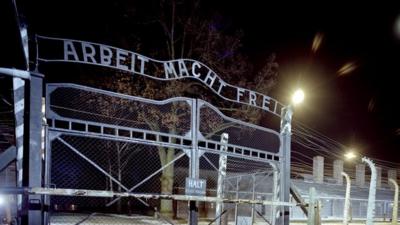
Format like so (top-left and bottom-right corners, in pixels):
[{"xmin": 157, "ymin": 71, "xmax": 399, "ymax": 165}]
[
  {"xmin": 25, "ymin": 72, "xmax": 44, "ymax": 225},
  {"xmin": 216, "ymin": 133, "xmax": 229, "ymax": 225},
  {"xmin": 279, "ymin": 106, "xmax": 293, "ymax": 225},
  {"xmin": 189, "ymin": 99, "xmax": 200, "ymax": 225}
]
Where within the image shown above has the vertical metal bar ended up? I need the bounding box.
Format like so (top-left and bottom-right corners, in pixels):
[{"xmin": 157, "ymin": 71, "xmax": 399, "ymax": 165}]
[
  {"xmin": 271, "ymin": 164, "xmax": 278, "ymax": 225},
  {"xmin": 216, "ymin": 133, "xmax": 229, "ymax": 225},
  {"xmin": 189, "ymin": 99, "xmax": 199, "ymax": 225},
  {"xmin": 279, "ymin": 106, "xmax": 292, "ymax": 225},
  {"xmin": 27, "ymin": 72, "xmax": 44, "ymax": 225},
  {"xmin": 234, "ymin": 178, "xmax": 239, "ymax": 224},
  {"xmin": 44, "ymin": 125, "xmax": 51, "ymax": 225},
  {"xmin": 251, "ymin": 175, "xmax": 256, "ymax": 224}
]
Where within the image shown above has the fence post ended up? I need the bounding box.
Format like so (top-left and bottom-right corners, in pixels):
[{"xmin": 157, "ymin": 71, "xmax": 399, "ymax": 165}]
[
  {"xmin": 362, "ymin": 157, "xmax": 377, "ymax": 225},
  {"xmin": 389, "ymin": 178, "xmax": 399, "ymax": 225},
  {"xmin": 307, "ymin": 187, "xmax": 316, "ymax": 225},
  {"xmin": 342, "ymin": 172, "xmax": 351, "ymax": 225},
  {"xmin": 216, "ymin": 133, "xmax": 229, "ymax": 225}
]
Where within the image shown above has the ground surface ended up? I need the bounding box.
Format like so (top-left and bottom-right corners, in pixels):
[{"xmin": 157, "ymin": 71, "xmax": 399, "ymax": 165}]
[{"xmin": 50, "ymin": 214, "xmax": 397, "ymax": 225}]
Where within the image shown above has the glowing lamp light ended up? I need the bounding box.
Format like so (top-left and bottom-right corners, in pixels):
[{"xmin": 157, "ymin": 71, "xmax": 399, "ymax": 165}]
[
  {"xmin": 344, "ymin": 151, "xmax": 357, "ymax": 160},
  {"xmin": 292, "ymin": 89, "xmax": 305, "ymax": 105}
]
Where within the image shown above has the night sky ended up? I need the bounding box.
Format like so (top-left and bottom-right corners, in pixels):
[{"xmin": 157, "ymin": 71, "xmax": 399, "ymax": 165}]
[{"xmin": 3, "ymin": 1, "xmax": 400, "ymax": 162}]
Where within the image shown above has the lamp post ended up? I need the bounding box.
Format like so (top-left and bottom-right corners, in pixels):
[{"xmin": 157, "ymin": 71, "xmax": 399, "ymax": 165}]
[
  {"xmin": 342, "ymin": 172, "xmax": 351, "ymax": 225},
  {"xmin": 279, "ymin": 89, "xmax": 304, "ymax": 225}
]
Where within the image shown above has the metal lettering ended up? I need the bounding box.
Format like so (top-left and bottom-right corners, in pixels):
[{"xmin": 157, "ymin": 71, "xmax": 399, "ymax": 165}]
[
  {"xmin": 237, "ymin": 88, "xmax": 245, "ymax": 102},
  {"xmin": 249, "ymin": 91, "xmax": 257, "ymax": 106},
  {"xmin": 100, "ymin": 45, "xmax": 113, "ymax": 65},
  {"xmin": 137, "ymin": 55, "xmax": 148, "ymax": 74},
  {"xmin": 81, "ymin": 42, "xmax": 97, "ymax": 63},
  {"xmin": 116, "ymin": 49, "xmax": 129, "ymax": 70},
  {"xmin": 164, "ymin": 61, "xmax": 178, "ymax": 78},
  {"xmin": 217, "ymin": 79, "xmax": 226, "ymax": 94},
  {"xmin": 178, "ymin": 60, "xmax": 189, "ymax": 77},
  {"xmin": 263, "ymin": 95, "xmax": 272, "ymax": 110},
  {"xmin": 64, "ymin": 40, "xmax": 79, "ymax": 61},
  {"xmin": 40, "ymin": 36, "xmax": 284, "ymax": 117},
  {"xmin": 191, "ymin": 62, "xmax": 201, "ymax": 78},
  {"xmin": 204, "ymin": 70, "xmax": 217, "ymax": 87}
]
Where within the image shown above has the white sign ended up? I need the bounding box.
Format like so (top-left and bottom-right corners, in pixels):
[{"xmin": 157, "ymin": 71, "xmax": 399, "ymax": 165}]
[
  {"xmin": 37, "ymin": 35, "xmax": 284, "ymax": 117},
  {"xmin": 185, "ymin": 177, "xmax": 206, "ymax": 196}
]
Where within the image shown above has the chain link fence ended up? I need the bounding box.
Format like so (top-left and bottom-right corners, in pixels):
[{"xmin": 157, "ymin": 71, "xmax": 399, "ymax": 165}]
[
  {"xmin": 50, "ymin": 136, "xmax": 189, "ymax": 212},
  {"xmin": 41, "ymin": 83, "xmax": 284, "ymax": 224},
  {"xmin": 0, "ymin": 76, "xmax": 18, "ymax": 223}
]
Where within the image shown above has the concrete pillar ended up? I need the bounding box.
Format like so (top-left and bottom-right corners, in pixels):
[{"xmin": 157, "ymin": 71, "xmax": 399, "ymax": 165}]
[
  {"xmin": 388, "ymin": 169, "xmax": 397, "ymax": 184},
  {"xmin": 376, "ymin": 167, "xmax": 382, "ymax": 188},
  {"xmin": 333, "ymin": 160, "xmax": 344, "ymax": 185},
  {"xmin": 313, "ymin": 156, "xmax": 324, "ymax": 183},
  {"xmin": 355, "ymin": 164, "xmax": 365, "ymax": 187}
]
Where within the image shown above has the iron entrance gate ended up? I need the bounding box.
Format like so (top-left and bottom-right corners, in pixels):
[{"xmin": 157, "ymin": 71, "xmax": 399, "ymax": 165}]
[{"xmin": 45, "ymin": 83, "xmax": 283, "ymax": 224}]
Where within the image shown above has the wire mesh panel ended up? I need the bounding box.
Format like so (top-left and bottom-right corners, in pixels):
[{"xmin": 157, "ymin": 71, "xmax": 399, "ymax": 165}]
[
  {"xmin": 47, "ymin": 84, "xmax": 192, "ymax": 136},
  {"xmin": 197, "ymin": 100, "xmax": 281, "ymax": 161},
  {"xmin": 0, "ymin": 76, "xmax": 18, "ymax": 223},
  {"xmin": 197, "ymin": 150, "xmax": 277, "ymax": 223},
  {"xmin": 49, "ymin": 135, "xmax": 189, "ymax": 215},
  {"xmin": 45, "ymin": 84, "xmax": 195, "ymax": 223},
  {"xmin": 44, "ymin": 83, "xmax": 286, "ymax": 224}
]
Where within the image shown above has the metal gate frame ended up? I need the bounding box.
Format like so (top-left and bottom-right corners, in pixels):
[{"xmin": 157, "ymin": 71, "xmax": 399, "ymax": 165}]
[{"xmin": 43, "ymin": 83, "xmax": 290, "ymax": 225}]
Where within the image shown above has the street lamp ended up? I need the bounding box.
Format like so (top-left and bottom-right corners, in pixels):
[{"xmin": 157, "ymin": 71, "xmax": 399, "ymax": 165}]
[
  {"xmin": 278, "ymin": 89, "xmax": 305, "ymax": 225},
  {"xmin": 344, "ymin": 151, "xmax": 377, "ymax": 225},
  {"xmin": 344, "ymin": 151, "xmax": 356, "ymax": 160},
  {"xmin": 292, "ymin": 89, "xmax": 305, "ymax": 105}
]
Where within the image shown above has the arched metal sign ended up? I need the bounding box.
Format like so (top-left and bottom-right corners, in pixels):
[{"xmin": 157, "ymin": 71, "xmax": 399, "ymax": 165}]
[{"xmin": 36, "ymin": 35, "xmax": 285, "ymax": 117}]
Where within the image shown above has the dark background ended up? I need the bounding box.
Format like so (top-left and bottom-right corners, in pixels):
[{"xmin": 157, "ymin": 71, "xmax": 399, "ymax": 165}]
[{"xmin": 2, "ymin": 1, "xmax": 400, "ymax": 162}]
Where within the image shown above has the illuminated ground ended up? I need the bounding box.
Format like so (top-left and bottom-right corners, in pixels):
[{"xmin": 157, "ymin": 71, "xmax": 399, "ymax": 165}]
[{"xmin": 49, "ymin": 214, "xmax": 396, "ymax": 225}]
